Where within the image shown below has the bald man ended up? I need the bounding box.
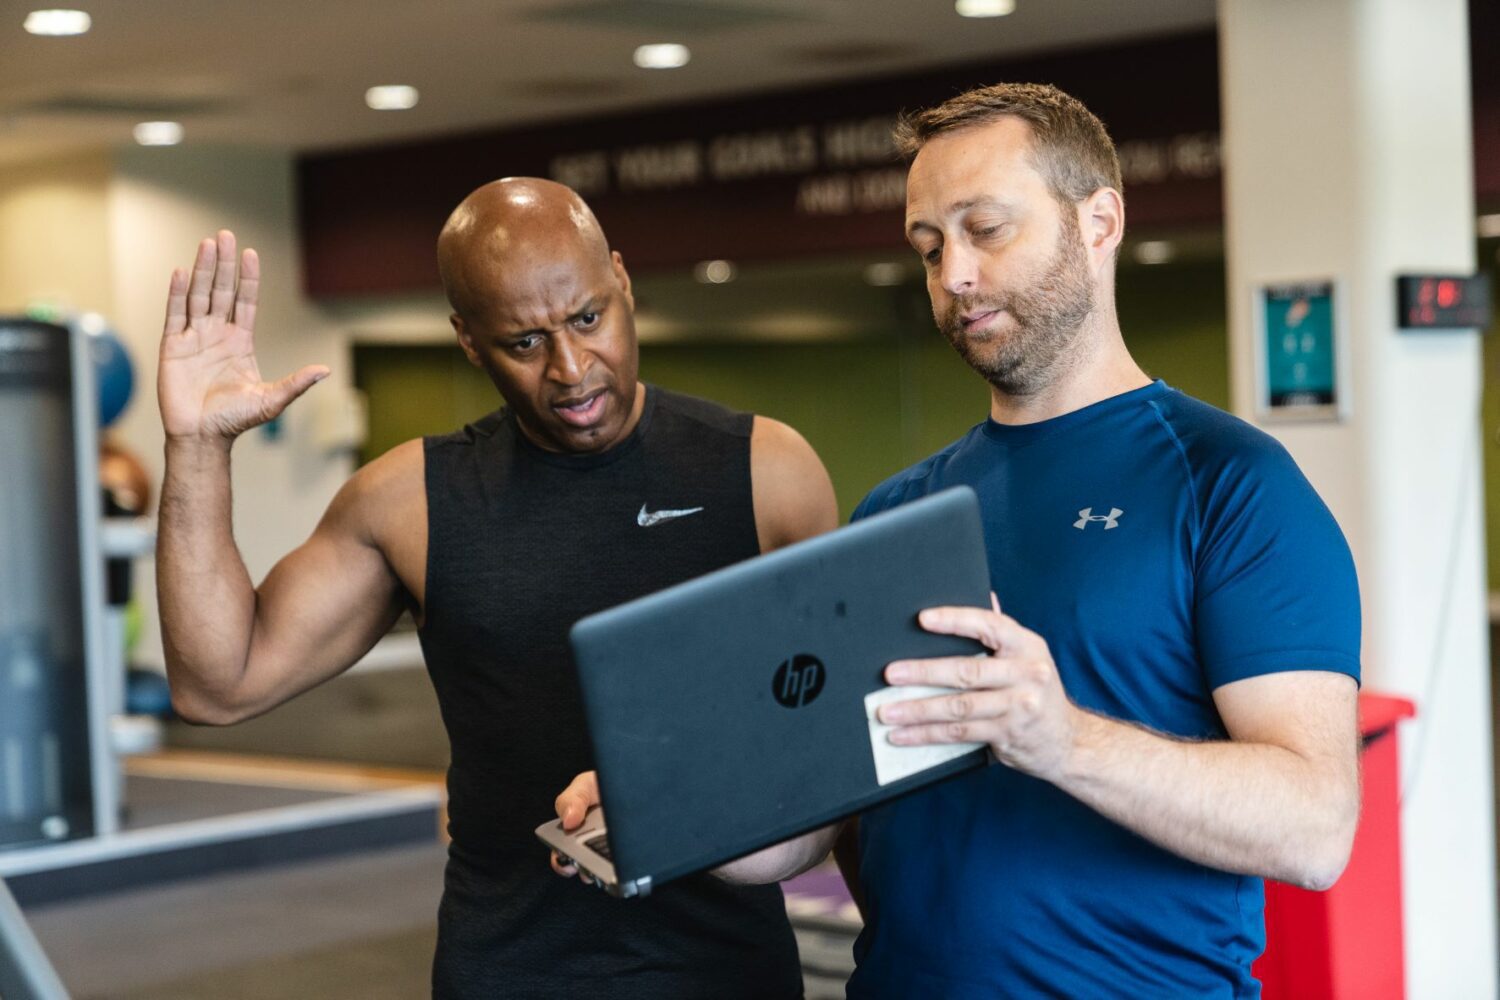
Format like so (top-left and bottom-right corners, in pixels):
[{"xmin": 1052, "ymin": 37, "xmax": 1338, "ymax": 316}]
[{"xmin": 156, "ymin": 178, "xmax": 835, "ymax": 998}]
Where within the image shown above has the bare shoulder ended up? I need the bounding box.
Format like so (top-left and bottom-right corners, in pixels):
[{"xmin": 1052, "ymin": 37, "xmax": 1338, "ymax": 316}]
[
  {"xmin": 750, "ymin": 416, "xmax": 838, "ymax": 551},
  {"xmin": 323, "ymin": 438, "xmax": 426, "ymax": 543}
]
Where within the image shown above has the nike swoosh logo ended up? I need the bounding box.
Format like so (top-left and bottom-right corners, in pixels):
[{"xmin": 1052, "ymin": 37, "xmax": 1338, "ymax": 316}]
[{"xmin": 637, "ymin": 503, "xmax": 705, "ymax": 527}]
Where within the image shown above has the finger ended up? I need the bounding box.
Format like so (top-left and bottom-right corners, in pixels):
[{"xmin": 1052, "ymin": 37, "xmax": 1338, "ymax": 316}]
[
  {"xmin": 878, "ymin": 688, "xmax": 1012, "ymax": 726},
  {"xmin": 550, "ymin": 851, "xmax": 579, "ymax": 877},
  {"xmin": 915, "ymin": 605, "xmax": 1037, "ymax": 655},
  {"xmin": 186, "ymin": 237, "xmax": 216, "ymax": 320},
  {"xmin": 990, "ymin": 591, "xmax": 1002, "ymax": 614},
  {"xmin": 209, "ymin": 230, "xmax": 238, "ymax": 320},
  {"xmin": 163, "ymin": 268, "xmax": 188, "ymax": 340},
  {"xmin": 884, "ymin": 653, "xmax": 1019, "ymax": 690},
  {"xmin": 234, "ymin": 248, "xmax": 260, "ymax": 332},
  {"xmin": 888, "ymin": 720, "xmax": 993, "ymax": 746},
  {"xmin": 553, "ymin": 771, "xmax": 600, "ymax": 830},
  {"xmin": 260, "ymin": 365, "xmax": 330, "ymax": 421}
]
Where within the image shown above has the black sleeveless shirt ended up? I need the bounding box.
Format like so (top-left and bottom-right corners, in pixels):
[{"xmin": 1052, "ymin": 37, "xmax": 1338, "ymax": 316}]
[{"xmin": 419, "ymin": 386, "xmax": 803, "ymax": 999}]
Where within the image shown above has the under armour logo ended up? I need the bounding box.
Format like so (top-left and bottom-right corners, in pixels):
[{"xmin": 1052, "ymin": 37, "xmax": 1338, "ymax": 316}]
[{"xmin": 1074, "ymin": 507, "xmax": 1123, "ymax": 530}]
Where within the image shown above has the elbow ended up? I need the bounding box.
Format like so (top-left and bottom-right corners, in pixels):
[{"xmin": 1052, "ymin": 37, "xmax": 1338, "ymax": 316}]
[
  {"xmin": 1285, "ymin": 792, "xmax": 1360, "ymax": 892},
  {"xmin": 1289, "ymin": 849, "xmax": 1348, "ymax": 892},
  {"xmin": 167, "ymin": 677, "xmax": 251, "ymax": 727},
  {"xmin": 1290, "ymin": 848, "xmax": 1350, "ymax": 893}
]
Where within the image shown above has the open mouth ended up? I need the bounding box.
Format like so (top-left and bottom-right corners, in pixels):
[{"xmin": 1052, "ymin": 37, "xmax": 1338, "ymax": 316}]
[{"xmin": 553, "ymin": 390, "xmax": 607, "ymax": 427}]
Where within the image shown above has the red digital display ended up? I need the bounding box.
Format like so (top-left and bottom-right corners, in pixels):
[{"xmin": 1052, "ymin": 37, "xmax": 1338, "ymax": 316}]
[{"xmin": 1396, "ymin": 274, "xmax": 1491, "ymax": 330}]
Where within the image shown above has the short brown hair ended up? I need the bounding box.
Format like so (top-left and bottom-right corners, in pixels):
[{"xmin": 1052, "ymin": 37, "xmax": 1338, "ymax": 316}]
[{"xmin": 893, "ymin": 82, "xmax": 1122, "ymax": 206}]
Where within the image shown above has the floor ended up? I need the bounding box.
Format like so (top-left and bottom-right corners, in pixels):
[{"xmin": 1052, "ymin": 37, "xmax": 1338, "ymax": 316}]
[
  {"xmin": 26, "ymin": 843, "xmax": 445, "ymax": 1000},
  {"xmin": 13, "ymin": 746, "xmax": 858, "ymax": 998}
]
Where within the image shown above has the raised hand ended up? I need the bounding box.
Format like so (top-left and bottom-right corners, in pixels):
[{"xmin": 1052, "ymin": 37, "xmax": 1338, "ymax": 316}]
[{"xmin": 158, "ymin": 230, "xmax": 328, "ymax": 442}]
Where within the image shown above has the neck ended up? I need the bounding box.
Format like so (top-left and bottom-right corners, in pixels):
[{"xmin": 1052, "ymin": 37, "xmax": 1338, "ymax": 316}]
[{"xmin": 987, "ymin": 306, "xmax": 1150, "ymax": 425}]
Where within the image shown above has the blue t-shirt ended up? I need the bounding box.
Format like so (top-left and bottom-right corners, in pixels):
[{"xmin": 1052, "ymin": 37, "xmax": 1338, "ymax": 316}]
[{"xmin": 846, "ymin": 381, "xmax": 1361, "ymax": 999}]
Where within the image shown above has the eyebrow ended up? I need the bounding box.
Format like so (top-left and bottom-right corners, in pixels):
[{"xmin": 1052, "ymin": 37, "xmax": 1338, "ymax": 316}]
[
  {"xmin": 503, "ymin": 295, "xmax": 605, "ymax": 339},
  {"xmin": 905, "ymin": 196, "xmax": 1015, "ymax": 239}
]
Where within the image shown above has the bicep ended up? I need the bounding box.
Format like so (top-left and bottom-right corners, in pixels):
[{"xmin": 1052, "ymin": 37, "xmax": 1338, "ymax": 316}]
[
  {"xmin": 750, "ymin": 416, "xmax": 838, "ymax": 552},
  {"xmin": 1213, "ymin": 670, "xmax": 1359, "ymax": 766},
  {"xmin": 237, "ymin": 478, "xmax": 407, "ymax": 717}
]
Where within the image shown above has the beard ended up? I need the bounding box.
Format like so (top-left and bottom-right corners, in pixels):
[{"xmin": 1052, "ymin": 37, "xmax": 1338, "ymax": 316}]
[{"xmin": 937, "ymin": 210, "xmax": 1096, "ymax": 398}]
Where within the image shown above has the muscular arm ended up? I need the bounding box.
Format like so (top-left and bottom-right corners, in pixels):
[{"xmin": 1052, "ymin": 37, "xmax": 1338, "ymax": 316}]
[
  {"xmin": 160, "ymin": 441, "xmax": 418, "ymax": 724},
  {"xmin": 881, "ymin": 607, "xmax": 1361, "ymax": 891},
  {"xmin": 156, "ymin": 230, "xmax": 416, "ymax": 724},
  {"xmin": 1057, "ymin": 670, "xmax": 1359, "ymax": 890}
]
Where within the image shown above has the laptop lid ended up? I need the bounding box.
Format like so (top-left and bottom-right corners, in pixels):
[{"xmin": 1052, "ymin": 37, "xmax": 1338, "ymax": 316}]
[{"xmin": 569, "ymin": 485, "xmax": 992, "ymax": 889}]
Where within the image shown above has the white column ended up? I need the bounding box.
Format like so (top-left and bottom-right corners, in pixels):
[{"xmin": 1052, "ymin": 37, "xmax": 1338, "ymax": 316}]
[{"xmin": 1219, "ymin": 1, "xmax": 1494, "ymax": 997}]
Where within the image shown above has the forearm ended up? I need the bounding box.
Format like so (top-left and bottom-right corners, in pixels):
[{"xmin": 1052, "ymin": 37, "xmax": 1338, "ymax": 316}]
[
  {"xmin": 1057, "ymin": 710, "xmax": 1359, "ymax": 889},
  {"xmin": 156, "ymin": 437, "xmax": 258, "ymax": 721},
  {"xmin": 713, "ymin": 823, "xmax": 841, "ymax": 885}
]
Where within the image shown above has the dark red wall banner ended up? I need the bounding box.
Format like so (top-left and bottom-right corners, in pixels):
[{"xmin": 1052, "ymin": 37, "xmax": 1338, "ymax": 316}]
[{"xmin": 298, "ymin": 13, "xmax": 1499, "ymax": 298}]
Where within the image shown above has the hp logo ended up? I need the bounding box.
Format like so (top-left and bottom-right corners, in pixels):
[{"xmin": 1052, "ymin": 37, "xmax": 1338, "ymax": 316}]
[{"xmin": 772, "ymin": 654, "xmax": 825, "ymax": 708}]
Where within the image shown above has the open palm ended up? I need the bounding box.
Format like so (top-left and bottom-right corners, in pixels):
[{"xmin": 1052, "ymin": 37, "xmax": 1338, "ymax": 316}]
[{"xmin": 158, "ymin": 230, "xmax": 327, "ymax": 441}]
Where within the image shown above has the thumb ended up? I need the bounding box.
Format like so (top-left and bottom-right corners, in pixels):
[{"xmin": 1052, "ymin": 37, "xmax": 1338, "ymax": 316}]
[
  {"xmin": 556, "ymin": 771, "xmax": 600, "ymax": 830},
  {"xmin": 262, "ymin": 364, "xmax": 330, "ymax": 419}
]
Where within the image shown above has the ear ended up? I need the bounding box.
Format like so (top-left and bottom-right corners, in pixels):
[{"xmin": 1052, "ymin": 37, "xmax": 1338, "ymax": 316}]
[
  {"xmin": 1082, "ymin": 187, "xmax": 1125, "ymax": 269},
  {"xmin": 611, "ymin": 250, "xmax": 635, "ymax": 312},
  {"xmin": 451, "ymin": 313, "xmax": 483, "ymax": 369}
]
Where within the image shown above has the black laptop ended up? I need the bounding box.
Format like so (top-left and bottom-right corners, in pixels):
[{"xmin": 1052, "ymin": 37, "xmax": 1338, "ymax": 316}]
[{"xmin": 536, "ymin": 486, "xmax": 992, "ymax": 896}]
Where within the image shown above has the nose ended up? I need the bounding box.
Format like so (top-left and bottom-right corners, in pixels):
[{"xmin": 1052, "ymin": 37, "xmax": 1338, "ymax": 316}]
[
  {"xmin": 938, "ymin": 241, "xmax": 978, "ymax": 297},
  {"xmin": 546, "ymin": 331, "xmax": 586, "ymax": 386}
]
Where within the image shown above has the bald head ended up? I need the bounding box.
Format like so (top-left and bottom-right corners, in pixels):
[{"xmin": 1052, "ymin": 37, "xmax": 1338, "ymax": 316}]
[{"xmin": 438, "ymin": 177, "xmax": 613, "ymax": 323}]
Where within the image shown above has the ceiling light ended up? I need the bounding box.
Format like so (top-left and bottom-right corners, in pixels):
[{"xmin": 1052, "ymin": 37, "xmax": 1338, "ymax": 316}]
[
  {"xmin": 693, "ymin": 260, "xmax": 735, "ymax": 284},
  {"xmin": 133, "ymin": 121, "xmax": 183, "ymax": 146},
  {"xmin": 1478, "ymin": 213, "xmax": 1500, "ymax": 238},
  {"xmin": 955, "ymin": 0, "xmax": 1016, "ymax": 17},
  {"xmin": 23, "ymin": 9, "xmax": 90, "ymax": 36},
  {"xmin": 864, "ymin": 262, "xmax": 908, "ymax": 287},
  {"xmin": 634, "ymin": 43, "xmax": 690, "ymax": 69},
  {"xmin": 1133, "ymin": 240, "xmax": 1175, "ymax": 265},
  {"xmin": 365, "ymin": 85, "xmax": 419, "ymax": 111}
]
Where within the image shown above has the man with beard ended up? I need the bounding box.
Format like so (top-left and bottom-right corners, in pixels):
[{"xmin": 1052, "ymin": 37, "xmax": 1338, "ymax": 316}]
[
  {"xmin": 572, "ymin": 82, "xmax": 1361, "ymax": 996},
  {"xmin": 155, "ymin": 178, "xmax": 832, "ymax": 998}
]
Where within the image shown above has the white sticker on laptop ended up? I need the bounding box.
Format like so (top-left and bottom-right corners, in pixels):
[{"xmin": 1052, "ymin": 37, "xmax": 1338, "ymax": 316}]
[{"xmin": 865, "ymin": 685, "xmax": 987, "ymax": 786}]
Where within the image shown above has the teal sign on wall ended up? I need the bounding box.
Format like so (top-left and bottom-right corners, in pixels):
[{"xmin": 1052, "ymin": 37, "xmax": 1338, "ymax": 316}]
[{"xmin": 1259, "ymin": 281, "xmax": 1339, "ymax": 417}]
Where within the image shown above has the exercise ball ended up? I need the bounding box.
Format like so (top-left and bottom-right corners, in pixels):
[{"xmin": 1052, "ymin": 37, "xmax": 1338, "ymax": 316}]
[{"xmin": 83, "ymin": 316, "xmax": 134, "ymax": 428}]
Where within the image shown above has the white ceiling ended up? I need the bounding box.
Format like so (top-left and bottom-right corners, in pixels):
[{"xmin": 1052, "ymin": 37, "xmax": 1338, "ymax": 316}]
[{"xmin": 0, "ymin": 0, "xmax": 1216, "ymax": 168}]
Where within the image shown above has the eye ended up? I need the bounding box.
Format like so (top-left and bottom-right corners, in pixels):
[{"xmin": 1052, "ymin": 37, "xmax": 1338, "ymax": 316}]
[
  {"xmin": 921, "ymin": 245, "xmax": 943, "ymax": 265},
  {"xmin": 510, "ymin": 334, "xmax": 542, "ymax": 352},
  {"xmin": 575, "ymin": 311, "xmax": 601, "ymax": 330}
]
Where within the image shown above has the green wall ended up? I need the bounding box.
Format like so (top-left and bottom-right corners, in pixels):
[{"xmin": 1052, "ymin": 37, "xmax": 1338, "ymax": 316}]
[{"xmin": 353, "ymin": 259, "xmax": 1234, "ymax": 521}]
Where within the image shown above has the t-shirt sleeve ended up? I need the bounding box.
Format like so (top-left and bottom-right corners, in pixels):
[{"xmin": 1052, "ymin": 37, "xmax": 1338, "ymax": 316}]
[
  {"xmin": 850, "ymin": 475, "xmax": 904, "ymax": 524},
  {"xmin": 1192, "ymin": 440, "xmax": 1362, "ymax": 690}
]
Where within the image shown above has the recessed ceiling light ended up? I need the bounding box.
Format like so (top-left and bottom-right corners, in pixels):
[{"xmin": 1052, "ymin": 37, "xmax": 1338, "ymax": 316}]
[
  {"xmin": 634, "ymin": 43, "xmax": 690, "ymax": 69},
  {"xmin": 955, "ymin": 0, "xmax": 1016, "ymax": 17},
  {"xmin": 23, "ymin": 9, "xmax": 91, "ymax": 36},
  {"xmin": 694, "ymin": 260, "xmax": 735, "ymax": 284},
  {"xmin": 1478, "ymin": 213, "xmax": 1500, "ymax": 238},
  {"xmin": 133, "ymin": 121, "xmax": 183, "ymax": 146},
  {"xmin": 1133, "ymin": 240, "xmax": 1176, "ymax": 265},
  {"xmin": 365, "ymin": 85, "xmax": 419, "ymax": 111},
  {"xmin": 864, "ymin": 262, "xmax": 908, "ymax": 287}
]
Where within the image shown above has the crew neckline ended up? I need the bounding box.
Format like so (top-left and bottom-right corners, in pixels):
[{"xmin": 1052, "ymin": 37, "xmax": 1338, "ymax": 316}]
[
  {"xmin": 980, "ymin": 380, "xmax": 1171, "ymax": 448},
  {"xmin": 511, "ymin": 383, "xmax": 658, "ymax": 470}
]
